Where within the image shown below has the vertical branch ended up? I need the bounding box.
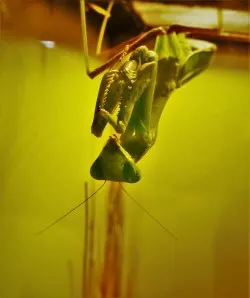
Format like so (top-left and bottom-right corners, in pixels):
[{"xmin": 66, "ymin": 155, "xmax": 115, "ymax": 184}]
[
  {"xmin": 100, "ymin": 182, "xmax": 116, "ymax": 297},
  {"xmin": 96, "ymin": 0, "xmax": 115, "ymax": 55},
  {"xmin": 82, "ymin": 182, "xmax": 97, "ymax": 298},
  {"xmin": 100, "ymin": 182, "xmax": 125, "ymax": 298},
  {"xmin": 88, "ymin": 184, "xmax": 96, "ymax": 298},
  {"xmin": 67, "ymin": 260, "xmax": 75, "ymax": 298},
  {"xmin": 79, "ymin": 0, "xmax": 90, "ymax": 74},
  {"xmin": 82, "ymin": 182, "xmax": 90, "ymax": 298},
  {"xmin": 113, "ymin": 183, "xmax": 124, "ymax": 297},
  {"xmin": 125, "ymin": 245, "xmax": 138, "ymax": 298}
]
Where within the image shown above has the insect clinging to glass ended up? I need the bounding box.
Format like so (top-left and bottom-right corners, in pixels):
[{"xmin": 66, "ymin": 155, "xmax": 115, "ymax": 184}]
[
  {"xmin": 36, "ymin": 0, "xmax": 217, "ymax": 236},
  {"xmin": 81, "ymin": 0, "xmax": 217, "ymax": 184}
]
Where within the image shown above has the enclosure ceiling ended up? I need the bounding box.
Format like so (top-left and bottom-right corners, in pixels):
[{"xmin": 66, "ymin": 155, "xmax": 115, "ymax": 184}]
[
  {"xmin": 132, "ymin": 2, "xmax": 250, "ymax": 36},
  {"xmin": 129, "ymin": 0, "xmax": 249, "ymax": 10},
  {"xmin": 46, "ymin": 0, "xmax": 249, "ymax": 12}
]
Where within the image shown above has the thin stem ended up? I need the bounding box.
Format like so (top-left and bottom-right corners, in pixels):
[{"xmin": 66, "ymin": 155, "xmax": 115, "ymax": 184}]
[
  {"xmin": 80, "ymin": 0, "xmax": 90, "ymax": 75},
  {"xmin": 96, "ymin": 0, "xmax": 115, "ymax": 56},
  {"xmin": 82, "ymin": 182, "xmax": 89, "ymax": 298},
  {"xmin": 88, "ymin": 187, "xmax": 96, "ymax": 297},
  {"xmin": 67, "ymin": 260, "xmax": 75, "ymax": 298}
]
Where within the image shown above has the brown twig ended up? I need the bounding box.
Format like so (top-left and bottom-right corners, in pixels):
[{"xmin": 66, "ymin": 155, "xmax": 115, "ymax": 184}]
[
  {"xmin": 67, "ymin": 260, "xmax": 75, "ymax": 298},
  {"xmin": 82, "ymin": 182, "xmax": 89, "ymax": 298},
  {"xmin": 88, "ymin": 24, "xmax": 250, "ymax": 79},
  {"xmin": 100, "ymin": 182, "xmax": 125, "ymax": 298},
  {"xmin": 88, "ymin": 184, "xmax": 96, "ymax": 298}
]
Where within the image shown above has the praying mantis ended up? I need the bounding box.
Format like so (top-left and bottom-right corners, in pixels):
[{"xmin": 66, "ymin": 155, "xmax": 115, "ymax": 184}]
[
  {"xmin": 37, "ymin": 1, "xmax": 218, "ymax": 236},
  {"xmin": 82, "ymin": 1, "xmax": 217, "ymax": 184},
  {"xmin": 90, "ymin": 31, "xmax": 216, "ymax": 184}
]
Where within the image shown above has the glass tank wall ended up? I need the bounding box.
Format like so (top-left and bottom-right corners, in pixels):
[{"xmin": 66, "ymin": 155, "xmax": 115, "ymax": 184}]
[{"xmin": 0, "ymin": 2, "xmax": 249, "ymax": 298}]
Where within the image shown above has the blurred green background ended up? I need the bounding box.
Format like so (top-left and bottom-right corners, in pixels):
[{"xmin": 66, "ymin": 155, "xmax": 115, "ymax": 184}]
[{"xmin": 0, "ymin": 37, "xmax": 249, "ymax": 298}]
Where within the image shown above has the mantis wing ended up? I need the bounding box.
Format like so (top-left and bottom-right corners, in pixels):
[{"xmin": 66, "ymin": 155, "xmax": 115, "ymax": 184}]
[{"xmin": 177, "ymin": 39, "xmax": 216, "ymax": 86}]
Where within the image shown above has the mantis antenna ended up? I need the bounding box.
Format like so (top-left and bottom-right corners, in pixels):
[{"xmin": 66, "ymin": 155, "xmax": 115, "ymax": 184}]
[
  {"xmin": 36, "ymin": 180, "xmax": 178, "ymax": 241},
  {"xmin": 119, "ymin": 184, "xmax": 178, "ymax": 241},
  {"xmin": 36, "ymin": 181, "xmax": 106, "ymax": 236}
]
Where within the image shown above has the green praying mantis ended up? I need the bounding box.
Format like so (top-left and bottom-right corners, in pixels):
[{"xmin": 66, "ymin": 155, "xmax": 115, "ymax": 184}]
[
  {"xmin": 79, "ymin": 0, "xmax": 217, "ymax": 184},
  {"xmin": 85, "ymin": 23, "xmax": 217, "ymax": 183},
  {"xmin": 37, "ymin": 2, "xmax": 218, "ymax": 236}
]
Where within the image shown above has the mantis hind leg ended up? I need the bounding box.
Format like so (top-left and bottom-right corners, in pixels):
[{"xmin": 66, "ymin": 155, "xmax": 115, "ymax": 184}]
[{"xmin": 80, "ymin": 0, "xmax": 114, "ymax": 77}]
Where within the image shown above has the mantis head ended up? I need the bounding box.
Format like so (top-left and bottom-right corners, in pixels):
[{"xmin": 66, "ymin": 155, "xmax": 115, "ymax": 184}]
[{"xmin": 90, "ymin": 135, "xmax": 141, "ymax": 183}]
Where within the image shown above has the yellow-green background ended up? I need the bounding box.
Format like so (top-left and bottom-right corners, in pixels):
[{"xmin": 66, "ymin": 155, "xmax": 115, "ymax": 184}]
[{"xmin": 0, "ymin": 39, "xmax": 249, "ymax": 298}]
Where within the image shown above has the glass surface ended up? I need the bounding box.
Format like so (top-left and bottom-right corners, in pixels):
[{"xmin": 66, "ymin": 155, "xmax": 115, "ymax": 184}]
[{"xmin": 0, "ymin": 31, "xmax": 249, "ymax": 298}]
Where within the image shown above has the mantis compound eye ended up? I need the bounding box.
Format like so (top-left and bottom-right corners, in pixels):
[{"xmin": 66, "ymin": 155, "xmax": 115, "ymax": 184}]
[
  {"xmin": 130, "ymin": 45, "xmax": 149, "ymax": 63},
  {"xmin": 123, "ymin": 162, "xmax": 141, "ymax": 183},
  {"xmin": 90, "ymin": 157, "xmax": 104, "ymax": 180}
]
